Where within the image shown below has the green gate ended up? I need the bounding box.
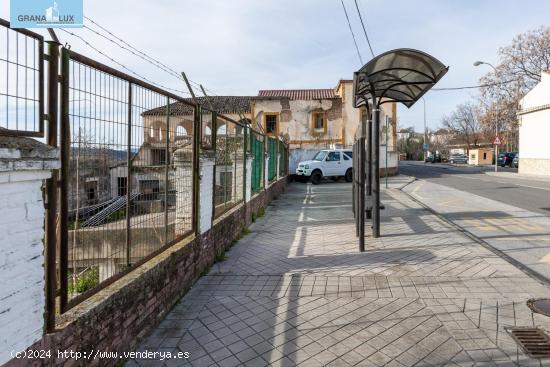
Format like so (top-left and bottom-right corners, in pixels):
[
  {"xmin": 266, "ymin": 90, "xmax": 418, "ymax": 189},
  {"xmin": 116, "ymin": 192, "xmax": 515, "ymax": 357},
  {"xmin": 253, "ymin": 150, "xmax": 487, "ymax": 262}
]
[
  {"xmin": 278, "ymin": 140, "xmax": 287, "ymax": 177},
  {"xmin": 267, "ymin": 137, "xmax": 277, "ymax": 182},
  {"xmin": 251, "ymin": 131, "xmax": 264, "ymax": 193}
]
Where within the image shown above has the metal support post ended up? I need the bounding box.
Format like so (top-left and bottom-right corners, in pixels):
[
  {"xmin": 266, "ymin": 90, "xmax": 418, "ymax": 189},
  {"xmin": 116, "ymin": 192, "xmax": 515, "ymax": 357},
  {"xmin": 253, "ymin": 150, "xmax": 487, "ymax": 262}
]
[
  {"xmin": 372, "ymin": 107, "xmax": 380, "ymax": 238},
  {"xmin": 45, "ymin": 41, "xmax": 60, "ymax": 331}
]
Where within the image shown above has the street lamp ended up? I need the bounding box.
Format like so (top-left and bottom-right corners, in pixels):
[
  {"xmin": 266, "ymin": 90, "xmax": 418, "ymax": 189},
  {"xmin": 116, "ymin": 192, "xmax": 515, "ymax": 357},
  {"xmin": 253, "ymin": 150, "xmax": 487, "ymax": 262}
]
[
  {"xmin": 474, "ymin": 61, "xmax": 499, "ymax": 173},
  {"xmin": 422, "ymin": 97, "xmax": 427, "ymax": 163}
]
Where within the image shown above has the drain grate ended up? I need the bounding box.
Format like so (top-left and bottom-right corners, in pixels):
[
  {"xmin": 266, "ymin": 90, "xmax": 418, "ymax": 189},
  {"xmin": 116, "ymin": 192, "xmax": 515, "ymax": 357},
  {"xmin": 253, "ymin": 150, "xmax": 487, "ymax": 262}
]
[{"xmin": 506, "ymin": 327, "xmax": 550, "ymax": 359}]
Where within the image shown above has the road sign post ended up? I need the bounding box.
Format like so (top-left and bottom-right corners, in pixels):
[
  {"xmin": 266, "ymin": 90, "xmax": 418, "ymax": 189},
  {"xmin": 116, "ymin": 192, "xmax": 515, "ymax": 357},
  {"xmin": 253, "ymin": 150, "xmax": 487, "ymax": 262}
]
[{"xmin": 493, "ymin": 136, "xmax": 501, "ymax": 173}]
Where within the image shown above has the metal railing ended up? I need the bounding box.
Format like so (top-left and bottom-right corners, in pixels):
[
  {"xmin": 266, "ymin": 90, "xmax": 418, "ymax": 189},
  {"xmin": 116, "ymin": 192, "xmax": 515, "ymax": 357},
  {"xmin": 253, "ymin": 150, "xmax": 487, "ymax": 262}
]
[
  {"xmin": 57, "ymin": 48, "xmax": 200, "ymax": 311},
  {"xmin": 267, "ymin": 137, "xmax": 277, "ymax": 182},
  {"xmin": 213, "ymin": 115, "xmax": 246, "ymax": 217},
  {"xmin": 0, "ymin": 19, "xmax": 44, "ymax": 136},
  {"xmin": 250, "ymin": 130, "xmax": 264, "ymax": 194},
  {"xmin": 278, "ymin": 139, "xmax": 287, "ymax": 177},
  {"xmin": 0, "ymin": 18, "xmax": 288, "ymax": 328}
]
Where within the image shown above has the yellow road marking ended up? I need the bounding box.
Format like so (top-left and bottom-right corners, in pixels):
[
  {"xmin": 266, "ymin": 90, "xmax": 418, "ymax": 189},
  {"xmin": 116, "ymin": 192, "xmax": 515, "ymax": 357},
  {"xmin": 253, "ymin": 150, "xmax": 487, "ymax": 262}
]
[{"xmin": 540, "ymin": 253, "xmax": 550, "ymax": 264}]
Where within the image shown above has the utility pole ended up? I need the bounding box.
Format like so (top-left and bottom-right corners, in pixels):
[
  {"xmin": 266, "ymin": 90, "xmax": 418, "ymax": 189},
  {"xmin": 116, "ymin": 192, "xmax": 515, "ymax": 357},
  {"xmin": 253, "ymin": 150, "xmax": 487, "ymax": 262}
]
[{"xmin": 422, "ymin": 97, "xmax": 427, "ymax": 162}]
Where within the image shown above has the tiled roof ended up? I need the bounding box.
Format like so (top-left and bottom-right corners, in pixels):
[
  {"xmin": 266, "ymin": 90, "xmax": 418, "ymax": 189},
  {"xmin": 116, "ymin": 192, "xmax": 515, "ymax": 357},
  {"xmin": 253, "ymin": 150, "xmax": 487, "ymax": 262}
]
[
  {"xmin": 257, "ymin": 89, "xmax": 337, "ymax": 100},
  {"xmin": 142, "ymin": 96, "xmax": 253, "ymax": 116}
]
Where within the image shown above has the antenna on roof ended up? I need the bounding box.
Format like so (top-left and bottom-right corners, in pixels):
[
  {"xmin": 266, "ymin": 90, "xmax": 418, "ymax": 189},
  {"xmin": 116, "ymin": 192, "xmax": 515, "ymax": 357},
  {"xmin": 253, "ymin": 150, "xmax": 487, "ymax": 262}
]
[{"xmin": 181, "ymin": 72, "xmax": 198, "ymax": 104}]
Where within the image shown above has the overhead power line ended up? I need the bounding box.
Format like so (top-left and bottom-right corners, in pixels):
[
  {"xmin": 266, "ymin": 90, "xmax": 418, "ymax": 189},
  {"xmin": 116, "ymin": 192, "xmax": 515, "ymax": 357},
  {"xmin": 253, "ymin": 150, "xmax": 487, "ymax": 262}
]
[
  {"xmin": 59, "ymin": 29, "xmax": 192, "ymax": 96},
  {"xmin": 83, "ymin": 16, "xmax": 220, "ymax": 97},
  {"xmin": 432, "ymin": 79, "xmax": 517, "ymax": 91},
  {"xmin": 340, "ymin": 0, "xmax": 363, "ymax": 65},
  {"xmin": 353, "ymin": 0, "xmax": 375, "ymax": 58}
]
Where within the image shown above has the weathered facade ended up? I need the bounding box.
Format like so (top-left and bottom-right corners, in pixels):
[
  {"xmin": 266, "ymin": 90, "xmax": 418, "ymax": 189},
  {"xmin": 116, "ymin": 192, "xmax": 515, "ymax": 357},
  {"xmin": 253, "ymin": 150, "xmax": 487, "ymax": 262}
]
[{"xmin": 133, "ymin": 81, "xmax": 399, "ymax": 176}]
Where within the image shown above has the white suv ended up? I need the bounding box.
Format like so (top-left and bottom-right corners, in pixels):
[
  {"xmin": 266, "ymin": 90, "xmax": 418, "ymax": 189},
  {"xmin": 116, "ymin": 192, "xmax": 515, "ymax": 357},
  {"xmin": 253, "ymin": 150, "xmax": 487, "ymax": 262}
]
[{"xmin": 295, "ymin": 149, "xmax": 353, "ymax": 184}]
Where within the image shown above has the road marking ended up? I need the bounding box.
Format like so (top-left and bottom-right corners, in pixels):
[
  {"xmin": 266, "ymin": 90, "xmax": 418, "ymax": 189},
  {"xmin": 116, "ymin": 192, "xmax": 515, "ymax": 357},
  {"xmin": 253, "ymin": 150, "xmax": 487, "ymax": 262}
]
[
  {"xmin": 541, "ymin": 253, "xmax": 550, "ymax": 263},
  {"xmin": 450, "ymin": 174, "xmax": 550, "ymax": 191}
]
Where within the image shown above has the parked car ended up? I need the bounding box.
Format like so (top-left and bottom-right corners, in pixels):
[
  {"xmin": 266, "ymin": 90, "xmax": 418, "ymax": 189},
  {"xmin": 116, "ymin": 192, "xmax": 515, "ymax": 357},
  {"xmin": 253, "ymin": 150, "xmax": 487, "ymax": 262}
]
[
  {"xmin": 497, "ymin": 152, "xmax": 517, "ymax": 167},
  {"xmin": 449, "ymin": 154, "xmax": 468, "ymax": 164},
  {"xmin": 425, "ymin": 152, "xmax": 442, "ymax": 163},
  {"xmin": 295, "ymin": 149, "xmax": 353, "ymax": 185},
  {"xmin": 513, "ymin": 153, "xmax": 519, "ymax": 168}
]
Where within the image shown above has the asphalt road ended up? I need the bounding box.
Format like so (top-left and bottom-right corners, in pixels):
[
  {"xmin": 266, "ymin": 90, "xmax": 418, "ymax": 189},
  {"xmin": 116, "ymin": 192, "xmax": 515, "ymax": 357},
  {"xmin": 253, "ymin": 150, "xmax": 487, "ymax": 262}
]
[{"xmin": 399, "ymin": 161, "xmax": 550, "ymax": 216}]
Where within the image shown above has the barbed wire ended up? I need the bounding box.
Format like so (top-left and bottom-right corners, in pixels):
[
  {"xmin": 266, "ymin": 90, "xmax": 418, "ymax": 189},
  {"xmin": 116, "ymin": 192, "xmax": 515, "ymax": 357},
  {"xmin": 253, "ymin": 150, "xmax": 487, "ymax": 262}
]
[
  {"xmin": 83, "ymin": 16, "xmax": 220, "ymax": 97},
  {"xmin": 59, "ymin": 29, "xmax": 193, "ymax": 96}
]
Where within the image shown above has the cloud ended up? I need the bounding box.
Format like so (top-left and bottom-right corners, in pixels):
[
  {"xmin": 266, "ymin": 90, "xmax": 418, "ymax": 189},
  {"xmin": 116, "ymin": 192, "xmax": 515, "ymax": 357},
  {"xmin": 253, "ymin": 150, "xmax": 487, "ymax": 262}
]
[{"xmin": 1, "ymin": 0, "xmax": 548, "ymax": 131}]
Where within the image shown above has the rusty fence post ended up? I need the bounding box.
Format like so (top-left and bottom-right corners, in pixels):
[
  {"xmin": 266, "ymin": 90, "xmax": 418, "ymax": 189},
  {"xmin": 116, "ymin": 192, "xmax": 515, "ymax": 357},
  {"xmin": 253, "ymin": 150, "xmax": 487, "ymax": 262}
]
[
  {"xmin": 126, "ymin": 82, "xmax": 132, "ymax": 267},
  {"xmin": 44, "ymin": 40, "xmax": 60, "ymax": 332},
  {"xmin": 192, "ymin": 106, "xmax": 201, "ymax": 234},
  {"xmin": 165, "ymin": 97, "xmax": 170, "ymax": 244},
  {"xmin": 59, "ymin": 47, "xmax": 70, "ymax": 313}
]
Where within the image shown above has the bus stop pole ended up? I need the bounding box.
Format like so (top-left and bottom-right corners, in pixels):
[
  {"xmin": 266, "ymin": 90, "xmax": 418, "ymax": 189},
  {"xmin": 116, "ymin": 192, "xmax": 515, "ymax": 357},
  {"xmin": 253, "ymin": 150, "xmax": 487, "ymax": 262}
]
[{"xmin": 372, "ymin": 105, "xmax": 381, "ymax": 238}]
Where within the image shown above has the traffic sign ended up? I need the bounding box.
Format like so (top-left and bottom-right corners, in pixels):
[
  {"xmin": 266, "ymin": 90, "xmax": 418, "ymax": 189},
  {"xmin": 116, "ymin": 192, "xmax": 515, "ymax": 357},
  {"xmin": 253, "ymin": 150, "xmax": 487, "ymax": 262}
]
[
  {"xmin": 493, "ymin": 136, "xmax": 501, "ymax": 145},
  {"xmin": 422, "ymin": 143, "xmax": 429, "ymax": 151}
]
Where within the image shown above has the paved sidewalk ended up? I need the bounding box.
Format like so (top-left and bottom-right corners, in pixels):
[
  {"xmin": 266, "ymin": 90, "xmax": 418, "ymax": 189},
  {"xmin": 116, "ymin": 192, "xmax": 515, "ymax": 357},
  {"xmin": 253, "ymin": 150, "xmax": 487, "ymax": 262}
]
[
  {"xmin": 404, "ymin": 178, "xmax": 550, "ymax": 283},
  {"xmin": 127, "ymin": 179, "xmax": 550, "ymax": 367}
]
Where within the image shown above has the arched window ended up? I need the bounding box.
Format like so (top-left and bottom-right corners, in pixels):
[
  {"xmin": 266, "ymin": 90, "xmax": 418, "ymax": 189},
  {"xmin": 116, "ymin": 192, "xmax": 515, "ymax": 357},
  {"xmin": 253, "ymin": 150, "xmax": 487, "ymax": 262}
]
[
  {"xmin": 217, "ymin": 124, "xmax": 227, "ymax": 135},
  {"xmin": 176, "ymin": 125, "xmax": 188, "ymax": 136}
]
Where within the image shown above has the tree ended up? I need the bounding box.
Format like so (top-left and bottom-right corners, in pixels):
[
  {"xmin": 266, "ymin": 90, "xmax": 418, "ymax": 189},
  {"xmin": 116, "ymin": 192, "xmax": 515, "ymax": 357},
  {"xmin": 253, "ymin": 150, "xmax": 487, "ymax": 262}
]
[
  {"xmin": 442, "ymin": 102, "xmax": 483, "ymax": 154},
  {"xmin": 479, "ymin": 26, "xmax": 550, "ymax": 150},
  {"xmin": 397, "ymin": 126, "xmax": 423, "ymax": 160}
]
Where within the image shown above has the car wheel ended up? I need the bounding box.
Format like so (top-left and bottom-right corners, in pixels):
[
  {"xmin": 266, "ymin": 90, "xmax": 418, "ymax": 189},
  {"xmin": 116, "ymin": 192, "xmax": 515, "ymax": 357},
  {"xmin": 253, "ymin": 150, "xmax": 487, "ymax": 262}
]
[
  {"xmin": 310, "ymin": 170, "xmax": 322, "ymax": 185},
  {"xmin": 345, "ymin": 169, "xmax": 353, "ymax": 182}
]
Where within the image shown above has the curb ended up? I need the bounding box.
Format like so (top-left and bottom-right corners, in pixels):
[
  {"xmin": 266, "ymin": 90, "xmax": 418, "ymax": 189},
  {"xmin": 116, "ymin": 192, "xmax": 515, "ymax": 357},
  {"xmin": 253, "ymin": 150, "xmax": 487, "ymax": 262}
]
[{"xmin": 398, "ymin": 185, "xmax": 550, "ymax": 288}]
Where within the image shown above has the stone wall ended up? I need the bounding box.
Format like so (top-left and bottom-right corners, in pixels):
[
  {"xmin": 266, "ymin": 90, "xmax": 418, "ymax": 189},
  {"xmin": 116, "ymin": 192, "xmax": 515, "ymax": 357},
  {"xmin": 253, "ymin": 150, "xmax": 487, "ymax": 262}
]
[{"xmin": 2, "ymin": 174, "xmax": 287, "ymax": 367}]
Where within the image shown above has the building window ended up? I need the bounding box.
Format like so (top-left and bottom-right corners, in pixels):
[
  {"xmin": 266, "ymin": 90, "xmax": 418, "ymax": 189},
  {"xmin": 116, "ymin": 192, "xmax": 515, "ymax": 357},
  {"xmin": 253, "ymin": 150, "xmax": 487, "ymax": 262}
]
[
  {"xmin": 85, "ymin": 181, "xmax": 97, "ymax": 204},
  {"xmin": 312, "ymin": 111, "xmax": 327, "ymax": 133},
  {"xmin": 117, "ymin": 177, "xmax": 127, "ymax": 197},
  {"xmin": 265, "ymin": 114, "xmax": 278, "ymax": 135},
  {"xmin": 483, "ymin": 152, "xmax": 487, "ymax": 159},
  {"xmin": 140, "ymin": 180, "xmax": 160, "ymax": 200},
  {"xmin": 151, "ymin": 148, "xmax": 167, "ymax": 166}
]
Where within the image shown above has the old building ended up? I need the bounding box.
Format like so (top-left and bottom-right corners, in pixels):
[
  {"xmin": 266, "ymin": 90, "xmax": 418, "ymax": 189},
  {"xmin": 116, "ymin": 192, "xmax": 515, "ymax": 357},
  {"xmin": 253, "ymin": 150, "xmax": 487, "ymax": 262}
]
[
  {"xmin": 128, "ymin": 81, "xmax": 398, "ymax": 176},
  {"xmin": 254, "ymin": 80, "xmax": 398, "ymax": 174}
]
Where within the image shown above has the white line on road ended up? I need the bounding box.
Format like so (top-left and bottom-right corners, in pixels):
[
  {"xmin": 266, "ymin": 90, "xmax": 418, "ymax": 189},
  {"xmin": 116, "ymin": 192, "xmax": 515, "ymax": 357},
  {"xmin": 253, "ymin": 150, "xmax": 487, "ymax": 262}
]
[{"xmin": 455, "ymin": 174, "xmax": 550, "ymax": 191}]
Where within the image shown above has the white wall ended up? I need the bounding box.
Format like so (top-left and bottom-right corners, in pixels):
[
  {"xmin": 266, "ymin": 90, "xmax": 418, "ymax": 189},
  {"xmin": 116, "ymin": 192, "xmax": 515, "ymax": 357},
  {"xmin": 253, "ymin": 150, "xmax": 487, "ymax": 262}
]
[
  {"xmin": 199, "ymin": 157, "xmax": 214, "ymax": 234},
  {"xmin": 0, "ymin": 139, "xmax": 59, "ymax": 365},
  {"xmin": 518, "ymin": 71, "xmax": 550, "ymax": 175},
  {"xmin": 519, "ymin": 109, "xmax": 550, "ymax": 160}
]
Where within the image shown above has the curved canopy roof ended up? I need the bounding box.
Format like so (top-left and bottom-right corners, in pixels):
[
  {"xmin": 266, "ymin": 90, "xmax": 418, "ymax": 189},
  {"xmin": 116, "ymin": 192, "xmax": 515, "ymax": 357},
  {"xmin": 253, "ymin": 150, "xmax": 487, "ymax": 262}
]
[{"xmin": 353, "ymin": 48, "xmax": 448, "ymax": 108}]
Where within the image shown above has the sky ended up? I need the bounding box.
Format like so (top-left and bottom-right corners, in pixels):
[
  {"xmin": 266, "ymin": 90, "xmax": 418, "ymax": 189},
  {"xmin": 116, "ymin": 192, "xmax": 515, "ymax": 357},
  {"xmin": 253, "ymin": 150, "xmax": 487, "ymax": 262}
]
[{"xmin": 1, "ymin": 0, "xmax": 549, "ymax": 132}]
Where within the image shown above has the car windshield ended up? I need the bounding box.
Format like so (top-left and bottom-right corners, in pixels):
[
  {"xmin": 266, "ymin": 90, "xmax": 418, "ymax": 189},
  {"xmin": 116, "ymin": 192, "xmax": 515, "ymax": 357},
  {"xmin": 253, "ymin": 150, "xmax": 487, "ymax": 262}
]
[{"xmin": 312, "ymin": 151, "xmax": 328, "ymax": 161}]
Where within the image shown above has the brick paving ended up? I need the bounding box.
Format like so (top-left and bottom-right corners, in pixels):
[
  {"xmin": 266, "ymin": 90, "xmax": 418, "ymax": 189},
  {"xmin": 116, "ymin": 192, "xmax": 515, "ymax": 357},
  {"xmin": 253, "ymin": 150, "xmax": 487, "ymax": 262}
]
[{"xmin": 127, "ymin": 180, "xmax": 550, "ymax": 367}]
